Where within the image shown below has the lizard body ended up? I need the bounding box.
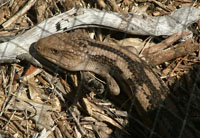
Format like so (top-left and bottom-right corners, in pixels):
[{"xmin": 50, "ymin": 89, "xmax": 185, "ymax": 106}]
[{"xmin": 34, "ymin": 32, "xmax": 169, "ymax": 111}]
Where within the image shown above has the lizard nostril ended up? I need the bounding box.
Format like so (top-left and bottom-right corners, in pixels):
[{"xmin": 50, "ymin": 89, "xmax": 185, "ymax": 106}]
[{"xmin": 37, "ymin": 47, "xmax": 41, "ymax": 51}]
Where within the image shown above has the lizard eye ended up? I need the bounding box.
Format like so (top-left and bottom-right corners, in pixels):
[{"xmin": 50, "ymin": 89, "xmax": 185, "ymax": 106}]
[{"xmin": 51, "ymin": 49, "xmax": 59, "ymax": 54}]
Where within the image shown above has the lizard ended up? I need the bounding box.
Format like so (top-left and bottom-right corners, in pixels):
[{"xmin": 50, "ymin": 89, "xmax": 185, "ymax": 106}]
[{"xmin": 33, "ymin": 32, "xmax": 169, "ymax": 112}]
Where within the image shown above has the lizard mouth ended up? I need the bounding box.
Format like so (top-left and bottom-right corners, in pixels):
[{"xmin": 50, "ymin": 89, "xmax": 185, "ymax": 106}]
[{"xmin": 43, "ymin": 54, "xmax": 69, "ymax": 70}]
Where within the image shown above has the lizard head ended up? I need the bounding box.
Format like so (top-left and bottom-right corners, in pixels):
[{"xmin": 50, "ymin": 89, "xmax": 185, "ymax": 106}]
[{"xmin": 35, "ymin": 33, "xmax": 89, "ymax": 70}]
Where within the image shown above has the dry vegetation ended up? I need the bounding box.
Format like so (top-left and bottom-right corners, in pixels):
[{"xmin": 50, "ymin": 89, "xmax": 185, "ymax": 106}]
[{"xmin": 0, "ymin": 0, "xmax": 200, "ymax": 138}]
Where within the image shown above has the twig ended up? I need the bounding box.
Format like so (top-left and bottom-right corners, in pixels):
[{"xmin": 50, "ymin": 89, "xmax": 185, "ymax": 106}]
[
  {"xmin": 2, "ymin": 0, "xmax": 37, "ymax": 28},
  {"xmin": 142, "ymin": 31, "xmax": 190, "ymax": 55},
  {"xmin": 0, "ymin": 64, "xmax": 16, "ymax": 116},
  {"xmin": 146, "ymin": 38, "xmax": 200, "ymax": 65}
]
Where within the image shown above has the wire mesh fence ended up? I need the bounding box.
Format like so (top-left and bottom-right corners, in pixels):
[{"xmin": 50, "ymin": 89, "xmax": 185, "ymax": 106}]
[{"xmin": 0, "ymin": 1, "xmax": 199, "ymax": 138}]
